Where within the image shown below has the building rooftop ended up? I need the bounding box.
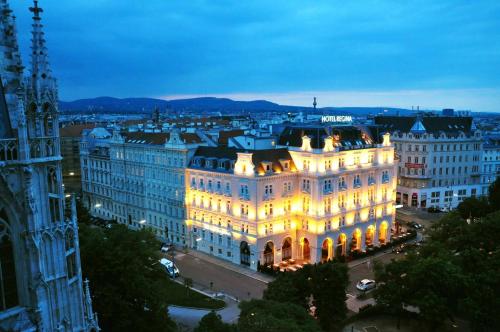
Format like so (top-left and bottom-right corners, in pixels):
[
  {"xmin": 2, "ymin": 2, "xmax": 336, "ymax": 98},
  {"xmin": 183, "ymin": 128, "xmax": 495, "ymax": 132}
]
[
  {"xmin": 121, "ymin": 131, "xmax": 202, "ymax": 145},
  {"xmin": 189, "ymin": 146, "xmax": 296, "ymax": 174},
  {"xmin": 277, "ymin": 125, "xmax": 383, "ymax": 149},
  {"xmin": 374, "ymin": 116, "xmax": 475, "ymax": 137}
]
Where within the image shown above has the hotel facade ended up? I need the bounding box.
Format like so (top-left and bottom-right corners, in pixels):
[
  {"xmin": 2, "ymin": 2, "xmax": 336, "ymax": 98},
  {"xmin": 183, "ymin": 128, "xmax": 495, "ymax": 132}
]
[{"xmin": 186, "ymin": 125, "xmax": 397, "ymax": 270}]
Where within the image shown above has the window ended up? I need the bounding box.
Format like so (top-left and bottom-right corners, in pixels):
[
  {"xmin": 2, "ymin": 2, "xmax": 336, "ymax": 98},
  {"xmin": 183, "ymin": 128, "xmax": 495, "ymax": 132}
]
[
  {"xmin": 303, "ymin": 197, "xmax": 310, "ymax": 213},
  {"xmin": 0, "ymin": 215, "xmax": 19, "ymax": 310},
  {"xmin": 302, "ymin": 179, "xmax": 310, "ymax": 192},
  {"xmin": 339, "ymin": 177, "xmax": 346, "ymax": 190},
  {"xmin": 353, "ymin": 175, "xmax": 361, "ymax": 187}
]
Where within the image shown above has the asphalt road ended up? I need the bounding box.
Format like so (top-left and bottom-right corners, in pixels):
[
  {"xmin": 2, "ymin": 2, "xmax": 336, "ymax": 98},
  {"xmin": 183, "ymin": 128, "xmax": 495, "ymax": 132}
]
[{"xmin": 171, "ymin": 252, "xmax": 267, "ymax": 301}]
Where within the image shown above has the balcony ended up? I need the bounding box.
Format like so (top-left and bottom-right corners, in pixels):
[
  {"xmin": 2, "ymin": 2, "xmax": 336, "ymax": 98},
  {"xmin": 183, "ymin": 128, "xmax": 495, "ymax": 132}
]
[
  {"xmin": 0, "ymin": 137, "xmax": 61, "ymax": 164},
  {"xmin": 0, "ymin": 138, "xmax": 18, "ymax": 161},
  {"xmin": 239, "ymin": 193, "xmax": 250, "ymax": 201},
  {"xmin": 263, "ymin": 193, "xmax": 275, "ymax": 201}
]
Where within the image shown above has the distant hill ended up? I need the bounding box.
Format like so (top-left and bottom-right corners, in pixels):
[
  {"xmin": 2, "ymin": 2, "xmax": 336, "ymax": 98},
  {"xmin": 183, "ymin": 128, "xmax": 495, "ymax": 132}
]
[{"xmin": 58, "ymin": 96, "xmax": 412, "ymax": 115}]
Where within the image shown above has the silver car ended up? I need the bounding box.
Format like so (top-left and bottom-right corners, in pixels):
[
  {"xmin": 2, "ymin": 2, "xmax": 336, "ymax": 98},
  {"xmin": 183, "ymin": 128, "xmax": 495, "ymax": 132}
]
[{"xmin": 356, "ymin": 279, "xmax": 376, "ymax": 291}]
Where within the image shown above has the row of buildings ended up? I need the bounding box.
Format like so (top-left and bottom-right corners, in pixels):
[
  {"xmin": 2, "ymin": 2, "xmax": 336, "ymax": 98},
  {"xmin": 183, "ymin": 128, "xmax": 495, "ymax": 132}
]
[
  {"xmin": 76, "ymin": 110, "xmax": 500, "ymax": 270},
  {"xmin": 80, "ymin": 124, "xmax": 397, "ymax": 269}
]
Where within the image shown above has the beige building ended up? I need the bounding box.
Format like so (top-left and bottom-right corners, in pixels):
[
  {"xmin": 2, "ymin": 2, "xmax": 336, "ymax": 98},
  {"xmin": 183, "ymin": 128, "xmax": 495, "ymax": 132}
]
[{"xmin": 186, "ymin": 125, "xmax": 397, "ymax": 270}]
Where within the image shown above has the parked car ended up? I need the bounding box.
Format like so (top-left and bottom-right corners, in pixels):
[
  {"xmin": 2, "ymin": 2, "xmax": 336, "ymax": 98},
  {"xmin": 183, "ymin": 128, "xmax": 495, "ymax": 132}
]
[
  {"xmin": 427, "ymin": 207, "xmax": 441, "ymax": 213},
  {"xmin": 160, "ymin": 244, "xmax": 170, "ymax": 253},
  {"xmin": 408, "ymin": 221, "xmax": 423, "ymax": 229},
  {"xmin": 356, "ymin": 279, "xmax": 376, "ymax": 291},
  {"xmin": 159, "ymin": 258, "xmax": 180, "ymax": 278},
  {"xmin": 392, "ymin": 244, "xmax": 405, "ymax": 254}
]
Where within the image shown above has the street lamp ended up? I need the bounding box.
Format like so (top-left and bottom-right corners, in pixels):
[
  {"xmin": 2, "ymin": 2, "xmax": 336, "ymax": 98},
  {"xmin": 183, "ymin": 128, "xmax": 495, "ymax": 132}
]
[{"xmin": 139, "ymin": 219, "xmax": 146, "ymax": 225}]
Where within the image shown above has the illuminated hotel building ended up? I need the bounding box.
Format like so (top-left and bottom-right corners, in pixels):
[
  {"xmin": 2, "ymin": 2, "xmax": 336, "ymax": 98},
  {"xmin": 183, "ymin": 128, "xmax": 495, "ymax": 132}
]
[{"xmin": 186, "ymin": 125, "xmax": 397, "ymax": 270}]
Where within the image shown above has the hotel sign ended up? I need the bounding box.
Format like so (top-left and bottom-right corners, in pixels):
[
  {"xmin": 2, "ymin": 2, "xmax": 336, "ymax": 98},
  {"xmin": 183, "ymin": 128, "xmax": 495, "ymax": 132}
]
[
  {"xmin": 405, "ymin": 163, "xmax": 425, "ymax": 169},
  {"xmin": 321, "ymin": 115, "xmax": 353, "ymax": 123}
]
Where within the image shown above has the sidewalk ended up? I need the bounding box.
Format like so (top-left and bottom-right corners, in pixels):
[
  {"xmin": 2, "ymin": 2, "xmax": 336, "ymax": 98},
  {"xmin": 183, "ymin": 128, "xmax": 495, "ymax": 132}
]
[{"xmin": 180, "ymin": 249, "xmax": 274, "ymax": 284}]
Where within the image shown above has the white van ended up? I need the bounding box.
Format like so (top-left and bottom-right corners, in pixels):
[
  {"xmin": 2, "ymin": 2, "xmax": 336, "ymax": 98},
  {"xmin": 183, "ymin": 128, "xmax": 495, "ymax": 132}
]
[{"xmin": 159, "ymin": 258, "xmax": 180, "ymax": 278}]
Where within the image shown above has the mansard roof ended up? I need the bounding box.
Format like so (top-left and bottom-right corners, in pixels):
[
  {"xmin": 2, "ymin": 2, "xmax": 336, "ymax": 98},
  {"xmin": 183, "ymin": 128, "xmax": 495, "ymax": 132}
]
[
  {"xmin": 277, "ymin": 125, "xmax": 379, "ymax": 149},
  {"xmin": 374, "ymin": 116, "xmax": 475, "ymax": 136},
  {"xmin": 121, "ymin": 131, "xmax": 202, "ymax": 145},
  {"xmin": 190, "ymin": 146, "xmax": 296, "ymax": 174}
]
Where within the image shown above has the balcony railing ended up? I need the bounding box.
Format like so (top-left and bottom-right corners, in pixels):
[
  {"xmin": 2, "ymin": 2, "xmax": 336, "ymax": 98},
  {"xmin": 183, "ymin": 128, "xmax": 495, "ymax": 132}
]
[
  {"xmin": 30, "ymin": 137, "xmax": 60, "ymax": 159},
  {"xmin": 0, "ymin": 136, "xmax": 60, "ymax": 163},
  {"xmin": 0, "ymin": 138, "xmax": 18, "ymax": 161}
]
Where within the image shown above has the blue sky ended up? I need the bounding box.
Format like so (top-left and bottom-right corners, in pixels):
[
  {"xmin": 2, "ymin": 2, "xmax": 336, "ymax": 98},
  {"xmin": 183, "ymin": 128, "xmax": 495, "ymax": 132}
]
[{"xmin": 10, "ymin": 0, "xmax": 500, "ymax": 111}]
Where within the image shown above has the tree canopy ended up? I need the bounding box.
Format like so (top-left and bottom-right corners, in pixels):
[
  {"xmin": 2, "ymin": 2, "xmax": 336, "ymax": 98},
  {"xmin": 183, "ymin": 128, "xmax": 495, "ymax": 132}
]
[
  {"xmin": 376, "ymin": 183, "xmax": 500, "ymax": 331},
  {"xmin": 79, "ymin": 223, "xmax": 176, "ymax": 332}
]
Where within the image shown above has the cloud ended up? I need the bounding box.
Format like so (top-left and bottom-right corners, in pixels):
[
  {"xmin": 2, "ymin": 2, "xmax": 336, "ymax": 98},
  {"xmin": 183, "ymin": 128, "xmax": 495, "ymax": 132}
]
[{"xmin": 9, "ymin": 0, "xmax": 500, "ymax": 111}]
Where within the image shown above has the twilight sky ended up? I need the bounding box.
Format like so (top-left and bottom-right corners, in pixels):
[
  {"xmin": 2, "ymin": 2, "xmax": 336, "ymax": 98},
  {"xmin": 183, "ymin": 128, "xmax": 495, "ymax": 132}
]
[{"xmin": 11, "ymin": 0, "xmax": 500, "ymax": 111}]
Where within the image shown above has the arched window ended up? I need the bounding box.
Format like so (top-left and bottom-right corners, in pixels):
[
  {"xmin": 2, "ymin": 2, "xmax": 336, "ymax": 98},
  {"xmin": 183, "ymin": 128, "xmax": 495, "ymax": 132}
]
[
  {"xmin": 240, "ymin": 241, "xmax": 250, "ymax": 266},
  {"xmin": 0, "ymin": 214, "xmax": 19, "ymax": 310},
  {"xmin": 47, "ymin": 167, "xmax": 58, "ymax": 194}
]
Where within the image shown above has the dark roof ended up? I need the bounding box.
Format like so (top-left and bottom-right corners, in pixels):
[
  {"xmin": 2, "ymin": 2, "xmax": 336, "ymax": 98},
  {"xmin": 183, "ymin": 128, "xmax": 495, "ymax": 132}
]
[
  {"xmin": 190, "ymin": 146, "xmax": 296, "ymax": 174},
  {"xmin": 0, "ymin": 78, "xmax": 13, "ymax": 138},
  {"xmin": 121, "ymin": 132, "xmax": 201, "ymax": 145},
  {"xmin": 277, "ymin": 125, "xmax": 376, "ymax": 149},
  {"xmin": 218, "ymin": 129, "xmax": 245, "ymax": 145},
  {"xmin": 374, "ymin": 116, "xmax": 474, "ymax": 136},
  {"xmin": 60, "ymin": 124, "xmax": 96, "ymax": 137}
]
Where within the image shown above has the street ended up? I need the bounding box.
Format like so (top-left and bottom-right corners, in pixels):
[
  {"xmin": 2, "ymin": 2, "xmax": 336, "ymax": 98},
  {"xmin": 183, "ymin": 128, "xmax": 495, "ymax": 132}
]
[{"xmin": 169, "ymin": 251, "xmax": 268, "ymax": 301}]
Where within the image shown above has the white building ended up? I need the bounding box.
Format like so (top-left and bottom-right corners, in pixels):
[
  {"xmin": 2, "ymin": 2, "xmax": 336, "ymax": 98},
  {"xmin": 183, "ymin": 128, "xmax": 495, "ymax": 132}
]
[
  {"xmin": 375, "ymin": 115, "xmax": 482, "ymax": 209},
  {"xmin": 186, "ymin": 125, "xmax": 397, "ymax": 270},
  {"xmin": 81, "ymin": 129, "xmax": 203, "ymax": 245},
  {"xmin": 481, "ymin": 135, "xmax": 500, "ymax": 195}
]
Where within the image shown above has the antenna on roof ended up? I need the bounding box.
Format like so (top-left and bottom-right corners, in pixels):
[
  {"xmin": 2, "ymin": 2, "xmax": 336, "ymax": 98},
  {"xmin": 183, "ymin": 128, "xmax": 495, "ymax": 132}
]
[{"xmin": 313, "ymin": 97, "xmax": 317, "ymax": 110}]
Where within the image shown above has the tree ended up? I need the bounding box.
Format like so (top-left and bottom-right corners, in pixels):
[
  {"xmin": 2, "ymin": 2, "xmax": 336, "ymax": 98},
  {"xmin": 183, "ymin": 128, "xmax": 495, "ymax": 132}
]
[
  {"xmin": 194, "ymin": 311, "xmax": 232, "ymax": 332},
  {"xmin": 376, "ymin": 205, "xmax": 500, "ymax": 331},
  {"xmin": 78, "ymin": 223, "xmax": 176, "ymax": 332},
  {"xmin": 487, "ymin": 178, "xmax": 500, "ymax": 210},
  {"xmin": 375, "ymin": 257, "xmax": 416, "ymax": 329},
  {"xmin": 457, "ymin": 196, "xmax": 491, "ymax": 220},
  {"xmin": 263, "ymin": 268, "xmax": 311, "ymax": 309},
  {"xmin": 311, "ymin": 261, "xmax": 349, "ymax": 331},
  {"xmin": 237, "ymin": 299, "xmax": 321, "ymax": 332}
]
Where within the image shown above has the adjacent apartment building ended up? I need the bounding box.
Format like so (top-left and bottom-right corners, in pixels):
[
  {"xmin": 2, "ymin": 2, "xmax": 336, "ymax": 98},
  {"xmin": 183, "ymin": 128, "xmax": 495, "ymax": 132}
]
[
  {"xmin": 185, "ymin": 125, "xmax": 397, "ymax": 270},
  {"xmin": 80, "ymin": 129, "xmax": 202, "ymax": 245},
  {"xmin": 374, "ymin": 115, "xmax": 482, "ymax": 209}
]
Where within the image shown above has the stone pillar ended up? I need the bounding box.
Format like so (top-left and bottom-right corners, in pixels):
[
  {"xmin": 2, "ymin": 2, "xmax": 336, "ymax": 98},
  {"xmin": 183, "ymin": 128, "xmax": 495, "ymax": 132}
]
[
  {"xmin": 361, "ymin": 233, "xmax": 366, "ymax": 252},
  {"xmin": 373, "ymin": 226, "xmax": 380, "ymax": 247}
]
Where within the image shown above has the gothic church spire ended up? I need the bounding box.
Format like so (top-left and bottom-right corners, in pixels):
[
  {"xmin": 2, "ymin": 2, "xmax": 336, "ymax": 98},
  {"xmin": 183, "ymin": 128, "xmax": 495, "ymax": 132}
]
[{"xmin": 28, "ymin": 0, "xmax": 57, "ymax": 104}]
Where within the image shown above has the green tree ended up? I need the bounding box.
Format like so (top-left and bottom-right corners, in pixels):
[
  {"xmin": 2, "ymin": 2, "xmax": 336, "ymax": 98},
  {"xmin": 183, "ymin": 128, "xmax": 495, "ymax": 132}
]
[
  {"xmin": 311, "ymin": 261, "xmax": 349, "ymax": 331},
  {"xmin": 263, "ymin": 269, "xmax": 311, "ymax": 309},
  {"xmin": 487, "ymin": 178, "xmax": 500, "ymax": 210},
  {"xmin": 376, "ymin": 205, "xmax": 500, "ymax": 331},
  {"xmin": 237, "ymin": 299, "xmax": 321, "ymax": 332},
  {"xmin": 457, "ymin": 196, "xmax": 491, "ymax": 220},
  {"xmin": 194, "ymin": 311, "xmax": 232, "ymax": 332},
  {"xmin": 78, "ymin": 223, "xmax": 176, "ymax": 332},
  {"xmin": 374, "ymin": 258, "xmax": 411, "ymax": 329}
]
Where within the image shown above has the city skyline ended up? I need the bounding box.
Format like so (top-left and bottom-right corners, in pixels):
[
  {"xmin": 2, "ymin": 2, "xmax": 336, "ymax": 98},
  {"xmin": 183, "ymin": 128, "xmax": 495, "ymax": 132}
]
[{"xmin": 10, "ymin": 0, "xmax": 500, "ymax": 112}]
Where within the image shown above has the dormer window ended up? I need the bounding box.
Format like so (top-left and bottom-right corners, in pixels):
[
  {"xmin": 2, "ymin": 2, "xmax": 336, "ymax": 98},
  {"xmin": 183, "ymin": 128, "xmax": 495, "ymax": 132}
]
[{"xmin": 284, "ymin": 162, "xmax": 289, "ymax": 169}]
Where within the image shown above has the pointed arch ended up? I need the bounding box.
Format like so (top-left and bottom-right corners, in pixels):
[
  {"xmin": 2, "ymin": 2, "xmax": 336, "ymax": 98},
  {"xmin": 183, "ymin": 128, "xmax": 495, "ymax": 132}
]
[
  {"xmin": 0, "ymin": 213, "xmax": 19, "ymax": 310},
  {"xmin": 41, "ymin": 232, "xmax": 55, "ymax": 277}
]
